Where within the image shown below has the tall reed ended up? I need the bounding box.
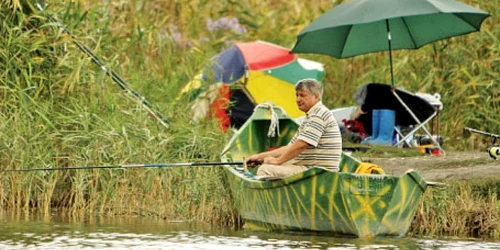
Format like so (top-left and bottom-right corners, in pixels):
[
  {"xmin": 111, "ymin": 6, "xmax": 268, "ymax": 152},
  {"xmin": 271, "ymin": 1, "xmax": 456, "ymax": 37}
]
[{"xmin": 411, "ymin": 179, "xmax": 500, "ymax": 238}]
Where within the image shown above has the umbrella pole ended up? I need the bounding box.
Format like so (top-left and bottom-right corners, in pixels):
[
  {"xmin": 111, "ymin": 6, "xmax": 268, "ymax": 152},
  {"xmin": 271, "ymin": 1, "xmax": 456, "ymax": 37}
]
[{"xmin": 386, "ymin": 20, "xmax": 395, "ymax": 87}]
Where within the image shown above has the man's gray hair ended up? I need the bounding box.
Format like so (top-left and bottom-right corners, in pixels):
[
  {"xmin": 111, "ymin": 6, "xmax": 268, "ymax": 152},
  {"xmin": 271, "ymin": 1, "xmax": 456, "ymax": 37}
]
[{"xmin": 295, "ymin": 78, "xmax": 323, "ymax": 97}]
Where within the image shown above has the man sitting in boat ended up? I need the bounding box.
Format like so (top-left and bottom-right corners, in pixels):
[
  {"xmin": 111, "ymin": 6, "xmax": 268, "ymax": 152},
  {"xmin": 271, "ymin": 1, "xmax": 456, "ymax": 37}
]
[{"xmin": 246, "ymin": 78, "xmax": 342, "ymax": 177}]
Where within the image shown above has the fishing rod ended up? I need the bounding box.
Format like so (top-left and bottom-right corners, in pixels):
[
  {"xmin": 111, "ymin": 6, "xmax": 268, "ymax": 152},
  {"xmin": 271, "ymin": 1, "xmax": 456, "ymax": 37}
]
[
  {"xmin": 34, "ymin": 2, "xmax": 170, "ymax": 129},
  {"xmin": 464, "ymin": 127, "xmax": 500, "ymax": 160},
  {"xmin": 1, "ymin": 161, "xmax": 246, "ymax": 173},
  {"xmin": 464, "ymin": 127, "xmax": 500, "ymax": 142}
]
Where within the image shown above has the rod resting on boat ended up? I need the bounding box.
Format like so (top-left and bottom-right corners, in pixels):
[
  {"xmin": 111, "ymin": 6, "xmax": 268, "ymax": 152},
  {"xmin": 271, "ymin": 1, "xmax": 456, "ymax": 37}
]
[{"xmin": 1, "ymin": 162, "xmax": 244, "ymax": 173}]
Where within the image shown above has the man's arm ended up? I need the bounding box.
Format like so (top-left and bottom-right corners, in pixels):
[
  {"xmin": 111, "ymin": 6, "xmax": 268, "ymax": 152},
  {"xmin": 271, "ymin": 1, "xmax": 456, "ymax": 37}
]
[
  {"xmin": 264, "ymin": 140, "xmax": 308, "ymax": 165},
  {"xmin": 246, "ymin": 144, "xmax": 290, "ymax": 166}
]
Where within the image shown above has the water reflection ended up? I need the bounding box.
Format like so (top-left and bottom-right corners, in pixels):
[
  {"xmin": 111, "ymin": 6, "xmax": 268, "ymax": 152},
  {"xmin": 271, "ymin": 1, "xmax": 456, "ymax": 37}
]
[{"xmin": 0, "ymin": 212, "xmax": 499, "ymax": 249}]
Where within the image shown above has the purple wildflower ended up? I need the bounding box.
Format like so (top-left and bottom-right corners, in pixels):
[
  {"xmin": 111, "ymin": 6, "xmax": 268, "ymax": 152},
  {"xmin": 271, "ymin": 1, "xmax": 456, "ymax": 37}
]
[
  {"xmin": 166, "ymin": 25, "xmax": 192, "ymax": 48},
  {"xmin": 206, "ymin": 17, "xmax": 248, "ymax": 34}
]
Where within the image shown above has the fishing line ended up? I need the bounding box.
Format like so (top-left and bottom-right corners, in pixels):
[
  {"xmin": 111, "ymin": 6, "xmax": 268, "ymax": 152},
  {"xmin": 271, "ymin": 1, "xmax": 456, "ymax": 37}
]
[
  {"xmin": 1, "ymin": 162, "xmax": 245, "ymax": 173},
  {"xmin": 34, "ymin": 2, "xmax": 170, "ymax": 129}
]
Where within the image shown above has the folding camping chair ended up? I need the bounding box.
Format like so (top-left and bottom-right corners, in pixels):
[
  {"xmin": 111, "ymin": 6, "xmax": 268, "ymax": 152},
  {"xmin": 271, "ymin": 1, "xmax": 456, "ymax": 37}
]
[
  {"xmin": 391, "ymin": 92, "xmax": 443, "ymax": 152},
  {"xmin": 355, "ymin": 83, "xmax": 445, "ymax": 155}
]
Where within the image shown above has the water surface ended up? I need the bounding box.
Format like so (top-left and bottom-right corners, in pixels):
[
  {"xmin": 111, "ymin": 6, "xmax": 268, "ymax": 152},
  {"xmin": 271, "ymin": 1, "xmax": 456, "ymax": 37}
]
[{"xmin": 0, "ymin": 212, "xmax": 499, "ymax": 249}]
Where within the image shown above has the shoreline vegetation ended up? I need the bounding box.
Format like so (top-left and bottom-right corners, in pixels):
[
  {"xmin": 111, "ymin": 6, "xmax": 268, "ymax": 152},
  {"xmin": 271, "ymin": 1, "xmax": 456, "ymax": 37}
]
[{"xmin": 1, "ymin": 0, "xmax": 499, "ymax": 238}]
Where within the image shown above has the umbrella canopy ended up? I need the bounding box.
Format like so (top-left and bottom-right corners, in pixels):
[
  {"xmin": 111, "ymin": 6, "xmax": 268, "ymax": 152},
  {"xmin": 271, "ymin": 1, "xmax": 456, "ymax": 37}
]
[
  {"xmin": 291, "ymin": 0, "xmax": 490, "ymax": 86},
  {"xmin": 179, "ymin": 41, "xmax": 324, "ymax": 130}
]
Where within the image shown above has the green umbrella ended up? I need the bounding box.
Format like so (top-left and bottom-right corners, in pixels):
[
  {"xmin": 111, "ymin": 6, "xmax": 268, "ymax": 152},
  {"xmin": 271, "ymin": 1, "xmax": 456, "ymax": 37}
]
[{"xmin": 291, "ymin": 0, "xmax": 491, "ymax": 86}]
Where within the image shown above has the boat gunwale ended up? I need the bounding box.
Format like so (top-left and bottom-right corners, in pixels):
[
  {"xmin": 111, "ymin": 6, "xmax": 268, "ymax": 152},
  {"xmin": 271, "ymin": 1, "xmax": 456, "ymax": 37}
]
[{"xmin": 222, "ymin": 164, "xmax": 425, "ymax": 190}]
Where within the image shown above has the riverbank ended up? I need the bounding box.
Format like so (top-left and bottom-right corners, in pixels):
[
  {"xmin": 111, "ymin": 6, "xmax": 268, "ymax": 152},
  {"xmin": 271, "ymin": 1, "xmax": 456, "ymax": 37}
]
[{"xmin": 364, "ymin": 150, "xmax": 499, "ymax": 181}]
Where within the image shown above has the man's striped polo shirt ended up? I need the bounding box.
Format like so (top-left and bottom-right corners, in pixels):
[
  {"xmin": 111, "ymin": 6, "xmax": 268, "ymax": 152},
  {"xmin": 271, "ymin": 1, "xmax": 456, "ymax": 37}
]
[{"xmin": 289, "ymin": 102, "xmax": 342, "ymax": 169}]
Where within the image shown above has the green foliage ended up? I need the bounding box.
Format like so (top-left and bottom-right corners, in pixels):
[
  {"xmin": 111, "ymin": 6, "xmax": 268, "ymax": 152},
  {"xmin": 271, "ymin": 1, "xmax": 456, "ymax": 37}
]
[
  {"xmin": 352, "ymin": 145, "xmax": 424, "ymax": 159},
  {"xmin": 0, "ymin": 0, "xmax": 233, "ymax": 223},
  {"xmin": 411, "ymin": 181, "xmax": 500, "ymax": 238}
]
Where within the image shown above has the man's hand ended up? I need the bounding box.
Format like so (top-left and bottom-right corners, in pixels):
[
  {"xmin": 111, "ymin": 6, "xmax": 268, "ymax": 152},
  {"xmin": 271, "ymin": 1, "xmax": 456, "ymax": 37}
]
[
  {"xmin": 246, "ymin": 155, "xmax": 263, "ymax": 167},
  {"xmin": 246, "ymin": 159, "xmax": 263, "ymax": 167}
]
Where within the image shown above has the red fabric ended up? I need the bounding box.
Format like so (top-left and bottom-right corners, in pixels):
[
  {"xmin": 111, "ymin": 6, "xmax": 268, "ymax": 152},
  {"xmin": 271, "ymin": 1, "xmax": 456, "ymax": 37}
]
[
  {"xmin": 210, "ymin": 85, "xmax": 231, "ymax": 132},
  {"xmin": 343, "ymin": 119, "xmax": 366, "ymax": 136},
  {"xmin": 235, "ymin": 41, "xmax": 295, "ymax": 70}
]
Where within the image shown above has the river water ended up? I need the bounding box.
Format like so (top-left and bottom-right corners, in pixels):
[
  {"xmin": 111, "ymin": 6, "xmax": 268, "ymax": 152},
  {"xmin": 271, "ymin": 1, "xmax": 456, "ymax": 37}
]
[{"xmin": 1, "ymin": 212, "xmax": 499, "ymax": 249}]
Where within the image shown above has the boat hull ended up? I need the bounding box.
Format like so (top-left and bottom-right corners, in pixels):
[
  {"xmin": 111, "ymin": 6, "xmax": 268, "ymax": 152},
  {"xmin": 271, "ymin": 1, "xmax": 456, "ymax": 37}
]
[
  {"xmin": 222, "ymin": 161, "xmax": 426, "ymax": 237},
  {"xmin": 221, "ymin": 104, "xmax": 428, "ymax": 237}
]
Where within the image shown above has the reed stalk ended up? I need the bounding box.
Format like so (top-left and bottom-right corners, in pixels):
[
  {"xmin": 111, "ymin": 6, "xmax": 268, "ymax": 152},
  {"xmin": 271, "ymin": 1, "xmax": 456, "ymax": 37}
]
[{"xmin": 411, "ymin": 179, "xmax": 500, "ymax": 238}]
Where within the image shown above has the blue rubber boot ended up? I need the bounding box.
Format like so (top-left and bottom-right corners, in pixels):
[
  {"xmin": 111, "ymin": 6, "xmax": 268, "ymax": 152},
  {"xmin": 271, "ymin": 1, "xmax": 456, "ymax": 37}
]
[
  {"xmin": 370, "ymin": 109, "xmax": 396, "ymax": 145},
  {"xmin": 362, "ymin": 109, "xmax": 381, "ymax": 144}
]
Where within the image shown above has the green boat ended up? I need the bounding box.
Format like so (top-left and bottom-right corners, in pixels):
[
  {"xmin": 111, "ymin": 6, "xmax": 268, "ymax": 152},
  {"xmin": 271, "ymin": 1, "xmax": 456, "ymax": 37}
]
[{"xmin": 221, "ymin": 104, "xmax": 431, "ymax": 238}]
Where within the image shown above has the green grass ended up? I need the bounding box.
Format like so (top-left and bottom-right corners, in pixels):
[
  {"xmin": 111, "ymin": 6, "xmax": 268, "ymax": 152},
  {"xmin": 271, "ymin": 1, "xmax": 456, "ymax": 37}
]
[
  {"xmin": 351, "ymin": 145, "xmax": 424, "ymax": 158},
  {"xmin": 411, "ymin": 180, "xmax": 500, "ymax": 238},
  {"xmin": 432, "ymin": 158, "xmax": 494, "ymax": 168}
]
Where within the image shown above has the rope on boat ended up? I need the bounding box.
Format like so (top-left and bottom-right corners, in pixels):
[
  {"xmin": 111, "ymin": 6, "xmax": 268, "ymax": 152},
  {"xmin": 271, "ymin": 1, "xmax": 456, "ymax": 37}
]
[
  {"xmin": 268, "ymin": 107, "xmax": 280, "ymax": 137},
  {"xmin": 254, "ymin": 103, "xmax": 284, "ymax": 138}
]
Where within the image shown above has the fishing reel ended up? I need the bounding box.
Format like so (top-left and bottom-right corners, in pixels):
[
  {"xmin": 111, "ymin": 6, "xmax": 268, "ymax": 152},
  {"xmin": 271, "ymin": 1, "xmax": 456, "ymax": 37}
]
[
  {"xmin": 464, "ymin": 127, "xmax": 500, "ymax": 160},
  {"xmin": 488, "ymin": 145, "xmax": 500, "ymax": 160}
]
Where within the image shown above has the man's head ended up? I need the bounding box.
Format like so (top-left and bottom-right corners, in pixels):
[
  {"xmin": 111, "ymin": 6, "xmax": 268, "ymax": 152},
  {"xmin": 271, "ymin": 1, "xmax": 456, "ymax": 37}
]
[{"xmin": 295, "ymin": 78, "xmax": 323, "ymax": 113}]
